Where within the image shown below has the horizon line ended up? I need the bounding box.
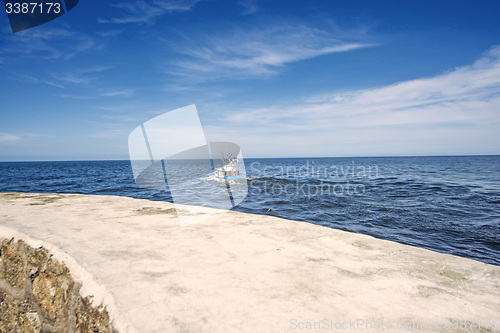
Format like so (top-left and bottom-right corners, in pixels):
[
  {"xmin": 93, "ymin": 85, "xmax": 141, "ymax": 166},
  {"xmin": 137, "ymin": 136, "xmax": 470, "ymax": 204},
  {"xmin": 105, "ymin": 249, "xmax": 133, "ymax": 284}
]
[{"xmin": 0, "ymin": 153, "xmax": 499, "ymax": 163}]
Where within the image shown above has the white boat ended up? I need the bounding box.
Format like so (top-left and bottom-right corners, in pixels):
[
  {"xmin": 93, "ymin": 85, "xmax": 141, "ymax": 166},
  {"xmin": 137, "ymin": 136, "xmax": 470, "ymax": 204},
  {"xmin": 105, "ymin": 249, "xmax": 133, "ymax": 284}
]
[{"xmin": 215, "ymin": 153, "xmax": 243, "ymax": 180}]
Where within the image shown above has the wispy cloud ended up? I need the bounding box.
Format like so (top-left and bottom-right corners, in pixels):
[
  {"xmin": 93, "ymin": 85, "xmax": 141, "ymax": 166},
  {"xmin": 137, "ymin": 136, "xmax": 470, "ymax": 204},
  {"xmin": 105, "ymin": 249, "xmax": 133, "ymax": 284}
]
[
  {"xmin": 205, "ymin": 46, "xmax": 500, "ymax": 156},
  {"xmin": 14, "ymin": 73, "xmax": 65, "ymax": 88},
  {"xmin": 167, "ymin": 21, "xmax": 374, "ymax": 80},
  {"xmin": 96, "ymin": 30, "xmax": 123, "ymax": 37},
  {"xmin": 88, "ymin": 129, "xmax": 127, "ymax": 139},
  {"xmin": 50, "ymin": 66, "xmax": 111, "ymax": 85},
  {"xmin": 23, "ymin": 133, "xmax": 53, "ymax": 139},
  {"xmin": 0, "ymin": 132, "xmax": 55, "ymax": 146},
  {"xmin": 101, "ymin": 114, "xmax": 146, "ymax": 122},
  {"xmin": 0, "ymin": 133, "xmax": 21, "ymax": 144},
  {"xmin": 0, "ymin": 27, "xmax": 95, "ymax": 60},
  {"xmin": 54, "ymin": 93, "xmax": 92, "ymax": 99},
  {"xmin": 101, "ymin": 89, "xmax": 136, "ymax": 98},
  {"xmin": 98, "ymin": 0, "xmax": 202, "ymax": 24},
  {"xmin": 238, "ymin": 0, "xmax": 259, "ymax": 15}
]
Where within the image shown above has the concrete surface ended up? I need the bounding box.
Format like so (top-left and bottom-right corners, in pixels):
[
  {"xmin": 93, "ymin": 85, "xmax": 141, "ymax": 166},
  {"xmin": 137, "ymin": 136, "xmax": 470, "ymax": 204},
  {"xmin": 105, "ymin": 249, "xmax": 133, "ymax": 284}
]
[{"xmin": 0, "ymin": 192, "xmax": 499, "ymax": 333}]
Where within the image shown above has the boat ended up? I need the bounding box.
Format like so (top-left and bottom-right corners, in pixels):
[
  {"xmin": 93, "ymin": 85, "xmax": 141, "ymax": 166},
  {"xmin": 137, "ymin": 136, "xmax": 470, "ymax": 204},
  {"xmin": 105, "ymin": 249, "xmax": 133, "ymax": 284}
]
[{"xmin": 215, "ymin": 153, "xmax": 243, "ymax": 180}]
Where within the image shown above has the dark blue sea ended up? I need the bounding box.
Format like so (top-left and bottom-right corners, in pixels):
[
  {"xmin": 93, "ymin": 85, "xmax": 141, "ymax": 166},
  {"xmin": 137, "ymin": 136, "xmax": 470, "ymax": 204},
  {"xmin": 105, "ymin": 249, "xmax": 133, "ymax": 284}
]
[{"xmin": 0, "ymin": 156, "xmax": 499, "ymax": 266}]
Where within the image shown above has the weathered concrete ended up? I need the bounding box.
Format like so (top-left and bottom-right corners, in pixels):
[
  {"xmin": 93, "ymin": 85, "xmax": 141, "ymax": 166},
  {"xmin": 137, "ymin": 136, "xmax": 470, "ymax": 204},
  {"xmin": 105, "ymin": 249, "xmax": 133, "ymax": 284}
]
[{"xmin": 0, "ymin": 192, "xmax": 499, "ymax": 333}]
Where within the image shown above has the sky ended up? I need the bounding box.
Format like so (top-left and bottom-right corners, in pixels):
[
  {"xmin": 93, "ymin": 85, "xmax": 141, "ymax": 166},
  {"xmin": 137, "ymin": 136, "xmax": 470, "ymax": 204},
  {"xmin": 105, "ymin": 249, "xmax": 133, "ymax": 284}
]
[{"xmin": 0, "ymin": 0, "xmax": 499, "ymax": 161}]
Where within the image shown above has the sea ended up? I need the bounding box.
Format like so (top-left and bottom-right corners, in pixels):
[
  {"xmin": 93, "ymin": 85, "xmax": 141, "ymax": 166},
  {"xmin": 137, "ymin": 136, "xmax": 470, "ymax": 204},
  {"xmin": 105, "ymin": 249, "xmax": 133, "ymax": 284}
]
[{"xmin": 0, "ymin": 156, "xmax": 499, "ymax": 266}]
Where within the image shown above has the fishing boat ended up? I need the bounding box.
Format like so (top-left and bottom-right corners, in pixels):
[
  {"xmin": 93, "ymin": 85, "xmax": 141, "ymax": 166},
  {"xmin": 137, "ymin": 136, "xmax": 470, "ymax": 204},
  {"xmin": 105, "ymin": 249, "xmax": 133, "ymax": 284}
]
[{"xmin": 215, "ymin": 153, "xmax": 243, "ymax": 180}]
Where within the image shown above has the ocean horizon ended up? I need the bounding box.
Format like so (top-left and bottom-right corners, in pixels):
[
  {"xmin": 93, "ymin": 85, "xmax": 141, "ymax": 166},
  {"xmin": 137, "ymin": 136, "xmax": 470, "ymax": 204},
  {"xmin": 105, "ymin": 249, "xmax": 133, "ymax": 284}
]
[{"xmin": 1, "ymin": 153, "xmax": 499, "ymax": 163}]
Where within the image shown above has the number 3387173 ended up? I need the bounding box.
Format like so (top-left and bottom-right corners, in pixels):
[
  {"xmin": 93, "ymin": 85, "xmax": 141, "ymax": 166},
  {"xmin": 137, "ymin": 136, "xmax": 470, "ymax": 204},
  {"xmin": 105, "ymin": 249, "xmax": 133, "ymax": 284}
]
[{"xmin": 5, "ymin": 2, "xmax": 61, "ymax": 14}]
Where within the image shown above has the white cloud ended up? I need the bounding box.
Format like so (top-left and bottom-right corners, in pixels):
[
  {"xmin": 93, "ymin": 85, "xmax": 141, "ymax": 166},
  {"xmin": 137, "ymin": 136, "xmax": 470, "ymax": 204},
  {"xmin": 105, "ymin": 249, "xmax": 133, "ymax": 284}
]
[
  {"xmin": 97, "ymin": 30, "xmax": 123, "ymax": 37},
  {"xmin": 1, "ymin": 27, "xmax": 95, "ymax": 60},
  {"xmin": 14, "ymin": 74, "xmax": 66, "ymax": 88},
  {"xmin": 205, "ymin": 46, "xmax": 500, "ymax": 157},
  {"xmin": 50, "ymin": 66, "xmax": 111, "ymax": 85},
  {"xmin": 54, "ymin": 93, "xmax": 92, "ymax": 99},
  {"xmin": 101, "ymin": 89, "xmax": 136, "ymax": 98},
  {"xmin": 101, "ymin": 114, "xmax": 146, "ymax": 122},
  {"xmin": 98, "ymin": 0, "xmax": 202, "ymax": 24},
  {"xmin": 0, "ymin": 133, "xmax": 21, "ymax": 144},
  {"xmin": 88, "ymin": 129, "xmax": 127, "ymax": 139},
  {"xmin": 168, "ymin": 21, "xmax": 374, "ymax": 79},
  {"xmin": 238, "ymin": 0, "xmax": 258, "ymax": 15},
  {"xmin": 23, "ymin": 133, "xmax": 53, "ymax": 139}
]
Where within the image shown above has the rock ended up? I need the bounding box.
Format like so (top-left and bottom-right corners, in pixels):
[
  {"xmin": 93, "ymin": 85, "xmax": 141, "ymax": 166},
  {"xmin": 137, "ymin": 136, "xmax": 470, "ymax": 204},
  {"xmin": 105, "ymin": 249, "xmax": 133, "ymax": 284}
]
[
  {"xmin": 75, "ymin": 297, "xmax": 114, "ymax": 333},
  {"xmin": 47, "ymin": 257, "xmax": 66, "ymax": 275},
  {"xmin": 1, "ymin": 239, "xmax": 116, "ymax": 332},
  {"xmin": 0, "ymin": 289, "xmax": 37, "ymax": 333},
  {"xmin": 0, "ymin": 239, "xmax": 25, "ymax": 288},
  {"xmin": 26, "ymin": 245, "xmax": 48, "ymax": 266},
  {"xmin": 32, "ymin": 273, "xmax": 71, "ymax": 322},
  {"xmin": 0, "ymin": 290, "xmax": 16, "ymax": 332},
  {"xmin": 19, "ymin": 312, "xmax": 42, "ymax": 333}
]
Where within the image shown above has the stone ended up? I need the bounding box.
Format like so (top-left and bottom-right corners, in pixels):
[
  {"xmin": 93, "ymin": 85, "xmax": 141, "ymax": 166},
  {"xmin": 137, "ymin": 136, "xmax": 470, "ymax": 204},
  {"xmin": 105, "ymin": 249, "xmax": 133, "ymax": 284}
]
[
  {"xmin": 0, "ymin": 239, "xmax": 25, "ymax": 288},
  {"xmin": 32, "ymin": 273, "xmax": 71, "ymax": 321},
  {"xmin": 0, "ymin": 290, "xmax": 16, "ymax": 332},
  {"xmin": 47, "ymin": 257, "xmax": 66, "ymax": 275},
  {"xmin": 0, "ymin": 289, "xmax": 35, "ymax": 333},
  {"xmin": 75, "ymin": 297, "xmax": 114, "ymax": 333},
  {"xmin": 19, "ymin": 312, "xmax": 42, "ymax": 333},
  {"xmin": 1, "ymin": 239, "xmax": 116, "ymax": 332},
  {"xmin": 26, "ymin": 246, "xmax": 49, "ymax": 265}
]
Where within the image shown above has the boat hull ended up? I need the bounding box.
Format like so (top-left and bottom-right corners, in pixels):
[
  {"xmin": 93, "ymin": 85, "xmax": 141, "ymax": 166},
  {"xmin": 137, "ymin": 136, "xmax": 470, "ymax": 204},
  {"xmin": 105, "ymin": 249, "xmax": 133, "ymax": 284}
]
[{"xmin": 216, "ymin": 174, "xmax": 243, "ymax": 180}]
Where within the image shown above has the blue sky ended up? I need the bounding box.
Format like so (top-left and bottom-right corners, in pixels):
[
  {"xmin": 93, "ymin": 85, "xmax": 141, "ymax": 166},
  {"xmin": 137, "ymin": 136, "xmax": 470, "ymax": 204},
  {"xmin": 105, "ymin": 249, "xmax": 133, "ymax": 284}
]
[{"xmin": 0, "ymin": 0, "xmax": 499, "ymax": 161}]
